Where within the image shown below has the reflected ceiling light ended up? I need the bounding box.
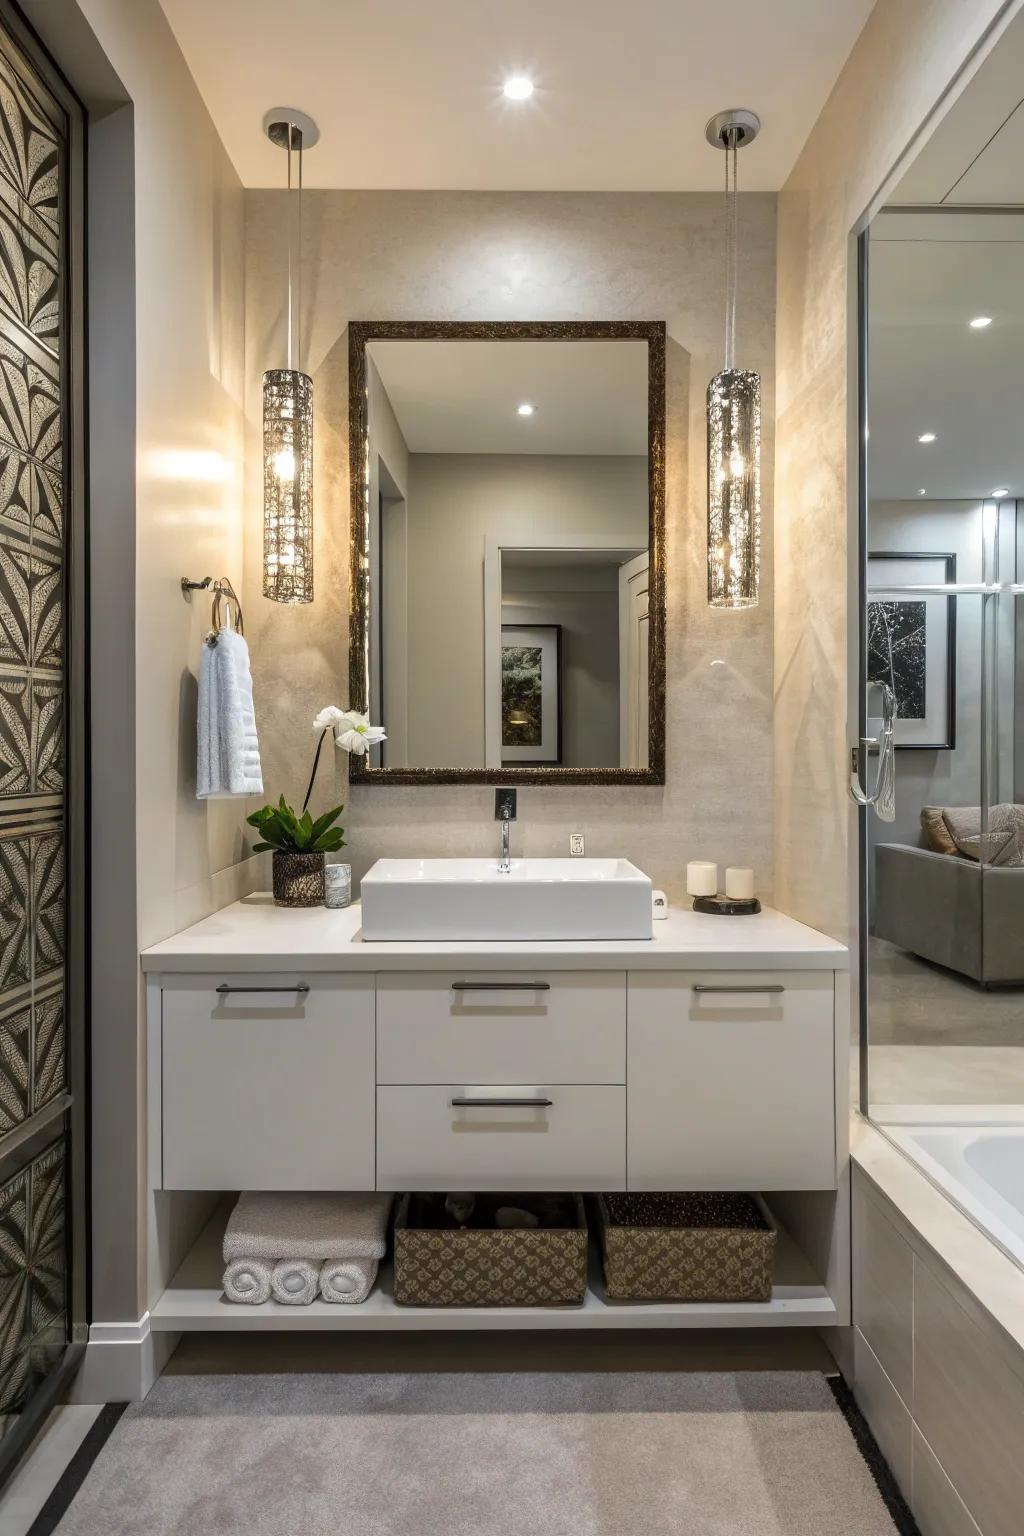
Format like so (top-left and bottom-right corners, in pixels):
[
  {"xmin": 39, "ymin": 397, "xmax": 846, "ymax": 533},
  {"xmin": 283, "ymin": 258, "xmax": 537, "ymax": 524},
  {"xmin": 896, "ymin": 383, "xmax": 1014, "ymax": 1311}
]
[
  {"xmin": 262, "ymin": 108, "xmax": 319, "ymax": 604},
  {"xmin": 969, "ymin": 315, "xmax": 993, "ymax": 328},
  {"xmin": 705, "ymin": 108, "xmax": 762, "ymax": 609},
  {"xmin": 917, "ymin": 432, "xmax": 936, "ymax": 443},
  {"xmin": 992, "ymin": 486, "xmax": 1010, "ymax": 497},
  {"xmin": 503, "ymin": 75, "xmax": 534, "ymax": 101},
  {"xmin": 918, "ymin": 488, "xmax": 927, "ymax": 496},
  {"xmin": 516, "ymin": 401, "xmax": 535, "ymax": 416}
]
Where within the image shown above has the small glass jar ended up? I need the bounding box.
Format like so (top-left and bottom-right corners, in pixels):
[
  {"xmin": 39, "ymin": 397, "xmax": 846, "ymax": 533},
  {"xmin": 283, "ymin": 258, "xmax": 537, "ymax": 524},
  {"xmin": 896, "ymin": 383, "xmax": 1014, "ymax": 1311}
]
[{"xmin": 323, "ymin": 860, "xmax": 352, "ymax": 909}]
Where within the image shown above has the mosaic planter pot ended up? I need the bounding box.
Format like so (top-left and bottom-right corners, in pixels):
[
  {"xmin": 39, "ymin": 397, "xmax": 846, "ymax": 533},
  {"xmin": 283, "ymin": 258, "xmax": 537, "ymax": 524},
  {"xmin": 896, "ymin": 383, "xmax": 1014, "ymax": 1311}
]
[{"xmin": 272, "ymin": 850, "xmax": 325, "ymax": 908}]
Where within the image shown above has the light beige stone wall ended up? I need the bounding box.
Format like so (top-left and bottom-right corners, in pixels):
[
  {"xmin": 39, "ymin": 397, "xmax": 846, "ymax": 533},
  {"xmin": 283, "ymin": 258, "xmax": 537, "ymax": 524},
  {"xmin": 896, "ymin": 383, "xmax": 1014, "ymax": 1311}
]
[
  {"xmin": 244, "ymin": 192, "xmax": 777, "ymax": 902},
  {"xmin": 773, "ymin": 0, "xmax": 1013, "ymax": 941}
]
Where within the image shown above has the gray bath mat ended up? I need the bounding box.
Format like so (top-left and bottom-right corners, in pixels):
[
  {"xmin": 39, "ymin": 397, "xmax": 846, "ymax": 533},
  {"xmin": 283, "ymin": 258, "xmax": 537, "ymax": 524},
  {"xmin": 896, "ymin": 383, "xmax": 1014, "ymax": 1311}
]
[{"xmin": 39, "ymin": 1371, "xmax": 915, "ymax": 1535}]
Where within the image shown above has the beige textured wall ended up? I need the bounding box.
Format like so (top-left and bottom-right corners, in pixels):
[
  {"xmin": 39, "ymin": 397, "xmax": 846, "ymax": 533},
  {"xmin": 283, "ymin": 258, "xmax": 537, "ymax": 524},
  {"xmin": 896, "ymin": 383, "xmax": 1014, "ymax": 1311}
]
[
  {"xmin": 42, "ymin": 0, "xmax": 257, "ymax": 1321},
  {"xmin": 773, "ymin": 0, "xmax": 1013, "ymax": 942},
  {"xmin": 244, "ymin": 191, "xmax": 776, "ymax": 902}
]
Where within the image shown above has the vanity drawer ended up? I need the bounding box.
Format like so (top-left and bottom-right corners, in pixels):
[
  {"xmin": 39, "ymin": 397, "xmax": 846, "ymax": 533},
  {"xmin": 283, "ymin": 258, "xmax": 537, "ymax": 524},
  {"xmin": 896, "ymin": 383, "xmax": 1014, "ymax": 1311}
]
[
  {"xmin": 375, "ymin": 971, "xmax": 626, "ymax": 1085},
  {"xmin": 160, "ymin": 973, "xmax": 375, "ymax": 1191},
  {"xmin": 627, "ymin": 970, "xmax": 837, "ymax": 1190},
  {"xmin": 376, "ymin": 1084, "xmax": 626, "ymax": 1191}
]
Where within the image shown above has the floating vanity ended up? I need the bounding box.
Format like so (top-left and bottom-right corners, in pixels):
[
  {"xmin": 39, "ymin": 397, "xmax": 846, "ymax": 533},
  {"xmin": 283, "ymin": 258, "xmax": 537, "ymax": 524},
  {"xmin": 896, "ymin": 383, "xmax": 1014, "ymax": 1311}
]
[{"xmin": 141, "ymin": 895, "xmax": 849, "ymax": 1333}]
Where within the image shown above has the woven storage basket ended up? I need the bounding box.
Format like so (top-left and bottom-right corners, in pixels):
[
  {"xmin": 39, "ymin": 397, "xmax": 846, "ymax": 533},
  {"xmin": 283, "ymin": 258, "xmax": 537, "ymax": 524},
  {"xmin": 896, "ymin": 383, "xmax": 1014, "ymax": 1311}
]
[
  {"xmin": 393, "ymin": 1193, "xmax": 588, "ymax": 1307},
  {"xmin": 596, "ymin": 1192, "xmax": 776, "ymax": 1303}
]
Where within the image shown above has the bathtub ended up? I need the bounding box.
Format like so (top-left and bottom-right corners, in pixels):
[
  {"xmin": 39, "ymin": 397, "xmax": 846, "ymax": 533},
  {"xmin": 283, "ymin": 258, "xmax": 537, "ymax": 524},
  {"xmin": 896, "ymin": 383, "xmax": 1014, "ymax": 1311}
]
[{"xmin": 887, "ymin": 1123, "xmax": 1024, "ymax": 1271}]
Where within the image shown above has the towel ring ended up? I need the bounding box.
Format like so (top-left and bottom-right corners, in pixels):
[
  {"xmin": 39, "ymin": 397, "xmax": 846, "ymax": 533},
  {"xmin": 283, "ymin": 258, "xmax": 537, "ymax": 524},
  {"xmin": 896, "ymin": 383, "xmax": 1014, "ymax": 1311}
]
[
  {"xmin": 211, "ymin": 578, "xmax": 244, "ymax": 636},
  {"xmin": 182, "ymin": 575, "xmax": 244, "ymax": 639}
]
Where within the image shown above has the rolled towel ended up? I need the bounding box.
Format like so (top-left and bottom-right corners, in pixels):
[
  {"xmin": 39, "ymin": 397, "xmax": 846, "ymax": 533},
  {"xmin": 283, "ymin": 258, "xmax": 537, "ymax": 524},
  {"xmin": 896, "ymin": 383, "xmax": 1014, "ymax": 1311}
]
[
  {"xmin": 223, "ymin": 1192, "xmax": 393, "ymax": 1263},
  {"xmin": 271, "ymin": 1258, "xmax": 319, "ymax": 1306},
  {"xmin": 319, "ymin": 1257, "xmax": 378, "ymax": 1305},
  {"xmin": 223, "ymin": 1257, "xmax": 272, "ymax": 1306}
]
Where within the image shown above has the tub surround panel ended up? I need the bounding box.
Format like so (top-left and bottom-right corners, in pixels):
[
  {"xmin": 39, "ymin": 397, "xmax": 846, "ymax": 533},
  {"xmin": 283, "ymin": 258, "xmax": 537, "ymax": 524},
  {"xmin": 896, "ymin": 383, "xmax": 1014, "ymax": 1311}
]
[
  {"xmin": 852, "ymin": 1130, "xmax": 1024, "ymax": 1536},
  {"xmin": 242, "ymin": 190, "xmax": 776, "ymax": 905}
]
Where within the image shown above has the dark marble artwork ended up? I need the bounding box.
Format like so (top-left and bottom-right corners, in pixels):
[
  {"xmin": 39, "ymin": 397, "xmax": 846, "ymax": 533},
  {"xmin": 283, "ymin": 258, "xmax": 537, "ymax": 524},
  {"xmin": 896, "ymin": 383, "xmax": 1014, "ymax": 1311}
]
[{"xmin": 867, "ymin": 599, "xmax": 926, "ymax": 720}]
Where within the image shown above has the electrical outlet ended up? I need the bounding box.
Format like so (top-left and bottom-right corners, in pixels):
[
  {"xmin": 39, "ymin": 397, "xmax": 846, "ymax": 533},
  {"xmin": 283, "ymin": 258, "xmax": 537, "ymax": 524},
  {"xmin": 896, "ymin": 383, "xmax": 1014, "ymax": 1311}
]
[{"xmin": 569, "ymin": 833, "xmax": 585, "ymax": 856}]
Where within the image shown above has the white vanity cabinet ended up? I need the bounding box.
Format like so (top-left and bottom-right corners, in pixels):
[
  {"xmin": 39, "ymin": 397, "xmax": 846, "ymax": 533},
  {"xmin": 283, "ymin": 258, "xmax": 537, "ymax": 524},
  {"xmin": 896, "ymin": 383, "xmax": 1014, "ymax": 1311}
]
[
  {"xmin": 627, "ymin": 971, "xmax": 837, "ymax": 1190},
  {"xmin": 141, "ymin": 902, "xmax": 850, "ymax": 1339},
  {"xmin": 159, "ymin": 973, "xmax": 375, "ymax": 1191}
]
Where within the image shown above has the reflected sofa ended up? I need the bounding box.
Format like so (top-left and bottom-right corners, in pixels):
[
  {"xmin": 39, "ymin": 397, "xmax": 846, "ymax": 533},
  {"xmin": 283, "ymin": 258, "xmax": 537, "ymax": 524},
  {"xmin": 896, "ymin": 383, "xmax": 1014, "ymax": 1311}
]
[{"xmin": 873, "ymin": 842, "xmax": 1024, "ymax": 986}]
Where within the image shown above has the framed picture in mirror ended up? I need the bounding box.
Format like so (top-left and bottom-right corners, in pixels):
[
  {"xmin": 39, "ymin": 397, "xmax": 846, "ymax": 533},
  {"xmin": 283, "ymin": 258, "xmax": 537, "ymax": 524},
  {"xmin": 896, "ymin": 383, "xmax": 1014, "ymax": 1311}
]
[{"xmin": 347, "ymin": 319, "xmax": 666, "ymax": 784}]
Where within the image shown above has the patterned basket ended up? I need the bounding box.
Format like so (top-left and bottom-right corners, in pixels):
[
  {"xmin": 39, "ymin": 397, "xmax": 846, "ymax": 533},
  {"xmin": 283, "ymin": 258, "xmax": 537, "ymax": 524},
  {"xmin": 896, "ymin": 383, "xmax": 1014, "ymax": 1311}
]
[
  {"xmin": 393, "ymin": 1193, "xmax": 588, "ymax": 1307},
  {"xmin": 596, "ymin": 1192, "xmax": 776, "ymax": 1303}
]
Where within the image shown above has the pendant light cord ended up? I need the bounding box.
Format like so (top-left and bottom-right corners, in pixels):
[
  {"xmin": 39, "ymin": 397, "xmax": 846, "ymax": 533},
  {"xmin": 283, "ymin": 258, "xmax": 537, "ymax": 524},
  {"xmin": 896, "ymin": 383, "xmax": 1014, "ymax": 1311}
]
[
  {"xmin": 285, "ymin": 123, "xmax": 303, "ymax": 373},
  {"xmin": 724, "ymin": 129, "xmax": 738, "ymax": 371},
  {"xmin": 285, "ymin": 126, "xmax": 293, "ymax": 372}
]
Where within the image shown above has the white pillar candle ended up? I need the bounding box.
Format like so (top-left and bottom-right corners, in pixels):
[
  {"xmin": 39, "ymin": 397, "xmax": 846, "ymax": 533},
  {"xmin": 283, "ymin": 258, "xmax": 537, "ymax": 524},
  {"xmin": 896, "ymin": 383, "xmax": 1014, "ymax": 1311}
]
[
  {"xmin": 686, "ymin": 861, "xmax": 718, "ymax": 897},
  {"xmin": 725, "ymin": 866, "xmax": 755, "ymax": 900}
]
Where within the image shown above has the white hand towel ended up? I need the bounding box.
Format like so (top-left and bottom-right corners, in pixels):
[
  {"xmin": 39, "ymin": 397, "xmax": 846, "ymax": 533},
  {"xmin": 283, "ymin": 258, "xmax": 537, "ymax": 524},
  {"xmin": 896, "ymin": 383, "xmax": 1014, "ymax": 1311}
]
[
  {"xmin": 223, "ymin": 1193, "xmax": 393, "ymax": 1263},
  {"xmin": 223, "ymin": 1257, "xmax": 272, "ymax": 1306},
  {"xmin": 197, "ymin": 626, "xmax": 263, "ymax": 799},
  {"xmin": 271, "ymin": 1258, "xmax": 319, "ymax": 1306},
  {"xmin": 319, "ymin": 1257, "xmax": 378, "ymax": 1304}
]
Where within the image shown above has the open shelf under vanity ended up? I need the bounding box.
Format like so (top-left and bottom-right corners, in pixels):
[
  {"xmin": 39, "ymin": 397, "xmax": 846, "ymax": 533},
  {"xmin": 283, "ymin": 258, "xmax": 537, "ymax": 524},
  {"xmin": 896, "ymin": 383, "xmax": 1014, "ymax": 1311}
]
[{"xmin": 150, "ymin": 1201, "xmax": 838, "ymax": 1332}]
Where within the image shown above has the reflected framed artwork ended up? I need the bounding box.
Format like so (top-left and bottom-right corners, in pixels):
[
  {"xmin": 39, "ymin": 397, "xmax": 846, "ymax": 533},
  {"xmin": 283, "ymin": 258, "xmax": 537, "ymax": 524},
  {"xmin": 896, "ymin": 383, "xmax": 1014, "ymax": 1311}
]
[
  {"xmin": 867, "ymin": 552, "xmax": 956, "ymax": 750},
  {"xmin": 500, "ymin": 624, "xmax": 562, "ymax": 764}
]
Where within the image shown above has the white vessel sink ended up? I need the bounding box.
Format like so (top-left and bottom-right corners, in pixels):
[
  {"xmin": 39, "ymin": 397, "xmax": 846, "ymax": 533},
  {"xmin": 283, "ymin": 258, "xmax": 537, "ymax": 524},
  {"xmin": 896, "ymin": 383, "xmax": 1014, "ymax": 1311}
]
[{"xmin": 360, "ymin": 857, "xmax": 653, "ymax": 941}]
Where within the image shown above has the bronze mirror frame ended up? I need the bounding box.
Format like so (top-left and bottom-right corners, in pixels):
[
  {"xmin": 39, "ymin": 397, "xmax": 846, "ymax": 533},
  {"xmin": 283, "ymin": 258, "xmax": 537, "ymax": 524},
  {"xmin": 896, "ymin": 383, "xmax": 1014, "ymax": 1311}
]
[{"xmin": 347, "ymin": 319, "xmax": 666, "ymax": 785}]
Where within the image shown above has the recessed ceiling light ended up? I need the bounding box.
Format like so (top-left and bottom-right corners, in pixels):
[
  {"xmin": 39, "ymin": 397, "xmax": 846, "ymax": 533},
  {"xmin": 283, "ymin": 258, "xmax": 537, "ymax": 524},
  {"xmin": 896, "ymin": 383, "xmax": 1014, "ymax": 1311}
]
[
  {"xmin": 503, "ymin": 76, "xmax": 534, "ymax": 101},
  {"xmin": 918, "ymin": 488, "xmax": 927, "ymax": 496},
  {"xmin": 517, "ymin": 401, "xmax": 535, "ymax": 417},
  {"xmin": 991, "ymin": 486, "xmax": 1010, "ymax": 497},
  {"xmin": 917, "ymin": 432, "xmax": 936, "ymax": 443},
  {"xmin": 969, "ymin": 315, "xmax": 993, "ymax": 328}
]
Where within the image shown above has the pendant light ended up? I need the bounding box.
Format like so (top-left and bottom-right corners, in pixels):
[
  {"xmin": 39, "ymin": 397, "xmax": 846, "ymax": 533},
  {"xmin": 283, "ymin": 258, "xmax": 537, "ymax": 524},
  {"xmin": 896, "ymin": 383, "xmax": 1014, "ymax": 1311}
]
[
  {"xmin": 262, "ymin": 108, "xmax": 319, "ymax": 604},
  {"xmin": 705, "ymin": 109, "xmax": 761, "ymax": 609}
]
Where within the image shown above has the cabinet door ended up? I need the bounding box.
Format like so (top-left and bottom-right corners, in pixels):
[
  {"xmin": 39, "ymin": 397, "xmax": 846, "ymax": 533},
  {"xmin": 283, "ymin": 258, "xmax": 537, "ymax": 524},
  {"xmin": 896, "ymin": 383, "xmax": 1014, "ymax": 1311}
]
[
  {"xmin": 627, "ymin": 971, "xmax": 836, "ymax": 1190},
  {"xmin": 161, "ymin": 973, "xmax": 374, "ymax": 1190},
  {"xmin": 376, "ymin": 971, "xmax": 626, "ymax": 1085}
]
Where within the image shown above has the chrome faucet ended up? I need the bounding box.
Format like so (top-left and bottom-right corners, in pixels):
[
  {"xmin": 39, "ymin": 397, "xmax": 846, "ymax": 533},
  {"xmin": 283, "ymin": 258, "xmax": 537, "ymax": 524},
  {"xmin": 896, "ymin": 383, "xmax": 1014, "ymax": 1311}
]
[{"xmin": 495, "ymin": 787, "xmax": 517, "ymax": 872}]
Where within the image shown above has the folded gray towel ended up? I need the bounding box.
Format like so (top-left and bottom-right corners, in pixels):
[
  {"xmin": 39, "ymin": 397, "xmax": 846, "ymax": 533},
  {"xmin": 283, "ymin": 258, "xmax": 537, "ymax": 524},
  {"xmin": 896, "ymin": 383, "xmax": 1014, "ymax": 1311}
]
[
  {"xmin": 223, "ymin": 1257, "xmax": 272, "ymax": 1305},
  {"xmin": 319, "ymin": 1257, "xmax": 377, "ymax": 1304},
  {"xmin": 223, "ymin": 1193, "xmax": 393, "ymax": 1263},
  {"xmin": 271, "ymin": 1258, "xmax": 319, "ymax": 1306}
]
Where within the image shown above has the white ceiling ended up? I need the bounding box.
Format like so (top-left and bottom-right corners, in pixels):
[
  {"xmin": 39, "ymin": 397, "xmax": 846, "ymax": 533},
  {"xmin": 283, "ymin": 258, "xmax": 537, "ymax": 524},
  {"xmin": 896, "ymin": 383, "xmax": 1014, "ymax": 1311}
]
[
  {"xmin": 868, "ymin": 212, "xmax": 1024, "ymax": 500},
  {"xmin": 158, "ymin": 0, "xmax": 874, "ymax": 190},
  {"xmin": 368, "ymin": 339, "xmax": 649, "ymax": 455},
  {"xmin": 892, "ymin": 6, "xmax": 1024, "ymax": 204}
]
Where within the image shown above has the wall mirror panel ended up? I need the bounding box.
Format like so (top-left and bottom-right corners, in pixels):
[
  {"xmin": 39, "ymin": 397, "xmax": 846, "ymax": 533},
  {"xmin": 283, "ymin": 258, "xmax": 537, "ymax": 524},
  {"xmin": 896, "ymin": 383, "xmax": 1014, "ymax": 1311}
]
[
  {"xmin": 858, "ymin": 10, "xmax": 1024, "ymax": 1192},
  {"xmin": 348, "ymin": 321, "xmax": 665, "ymax": 784}
]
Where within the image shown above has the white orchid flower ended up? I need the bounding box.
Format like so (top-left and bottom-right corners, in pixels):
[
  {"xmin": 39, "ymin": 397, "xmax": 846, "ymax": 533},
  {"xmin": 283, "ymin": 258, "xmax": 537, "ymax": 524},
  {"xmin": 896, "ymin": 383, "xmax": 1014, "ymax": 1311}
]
[{"xmin": 313, "ymin": 706, "xmax": 386, "ymax": 756}]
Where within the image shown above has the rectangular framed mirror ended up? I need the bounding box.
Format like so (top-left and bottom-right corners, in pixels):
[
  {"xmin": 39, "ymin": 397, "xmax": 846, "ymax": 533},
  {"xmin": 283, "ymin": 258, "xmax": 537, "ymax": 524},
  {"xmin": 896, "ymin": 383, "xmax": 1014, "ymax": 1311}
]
[{"xmin": 348, "ymin": 320, "xmax": 666, "ymax": 784}]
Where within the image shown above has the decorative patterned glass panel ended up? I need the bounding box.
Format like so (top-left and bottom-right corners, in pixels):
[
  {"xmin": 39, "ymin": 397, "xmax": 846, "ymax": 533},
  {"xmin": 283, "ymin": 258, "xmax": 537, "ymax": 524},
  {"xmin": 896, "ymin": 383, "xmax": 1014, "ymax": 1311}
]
[
  {"xmin": 0, "ymin": 1138, "xmax": 67, "ymax": 1433},
  {"xmin": 0, "ymin": 14, "xmax": 70, "ymax": 1452}
]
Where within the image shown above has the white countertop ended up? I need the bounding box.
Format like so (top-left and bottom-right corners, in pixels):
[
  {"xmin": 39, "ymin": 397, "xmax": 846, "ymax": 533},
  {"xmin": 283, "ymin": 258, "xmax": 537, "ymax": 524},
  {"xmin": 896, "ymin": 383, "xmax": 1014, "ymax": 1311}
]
[{"xmin": 141, "ymin": 894, "xmax": 848, "ymax": 973}]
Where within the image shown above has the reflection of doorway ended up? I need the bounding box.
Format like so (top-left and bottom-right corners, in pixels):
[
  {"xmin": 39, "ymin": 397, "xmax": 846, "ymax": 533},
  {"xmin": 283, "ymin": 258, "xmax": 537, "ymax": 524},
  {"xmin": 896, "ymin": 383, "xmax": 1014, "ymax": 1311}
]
[
  {"xmin": 377, "ymin": 457, "xmax": 408, "ymax": 768},
  {"xmin": 619, "ymin": 553, "xmax": 649, "ymax": 770}
]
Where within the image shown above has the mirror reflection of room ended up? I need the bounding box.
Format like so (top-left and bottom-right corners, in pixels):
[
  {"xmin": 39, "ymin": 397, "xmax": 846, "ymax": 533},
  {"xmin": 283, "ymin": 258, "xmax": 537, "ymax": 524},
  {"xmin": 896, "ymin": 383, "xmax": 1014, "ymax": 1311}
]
[
  {"xmin": 864, "ymin": 146, "xmax": 1024, "ymax": 1120},
  {"xmin": 364, "ymin": 338, "xmax": 650, "ymax": 771}
]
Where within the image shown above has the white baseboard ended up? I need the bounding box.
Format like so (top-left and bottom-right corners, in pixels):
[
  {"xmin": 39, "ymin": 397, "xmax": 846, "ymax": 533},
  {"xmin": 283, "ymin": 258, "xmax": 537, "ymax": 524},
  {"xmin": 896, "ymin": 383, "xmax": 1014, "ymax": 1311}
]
[{"xmin": 66, "ymin": 1315, "xmax": 179, "ymax": 1403}]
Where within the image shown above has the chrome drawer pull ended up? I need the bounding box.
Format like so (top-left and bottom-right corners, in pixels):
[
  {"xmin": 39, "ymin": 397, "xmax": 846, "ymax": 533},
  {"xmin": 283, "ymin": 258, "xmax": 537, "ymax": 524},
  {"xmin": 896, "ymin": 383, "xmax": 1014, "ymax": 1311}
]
[
  {"xmin": 450, "ymin": 1096, "xmax": 554, "ymax": 1108},
  {"xmin": 692, "ymin": 984, "xmax": 785, "ymax": 995},
  {"xmin": 215, "ymin": 983, "xmax": 311, "ymax": 995},
  {"xmin": 450, "ymin": 981, "xmax": 550, "ymax": 992}
]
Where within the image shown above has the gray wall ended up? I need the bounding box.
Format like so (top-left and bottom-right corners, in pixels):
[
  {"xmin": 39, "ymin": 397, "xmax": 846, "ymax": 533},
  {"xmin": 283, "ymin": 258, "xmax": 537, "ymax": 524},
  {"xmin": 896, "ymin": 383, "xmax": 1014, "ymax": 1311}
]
[
  {"xmin": 503, "ymin": 562, "xmax": 622, "ymax": 768},
  {"xmin": 396, "ymin": 451, "xmax": 646, "ymax": 768}
]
